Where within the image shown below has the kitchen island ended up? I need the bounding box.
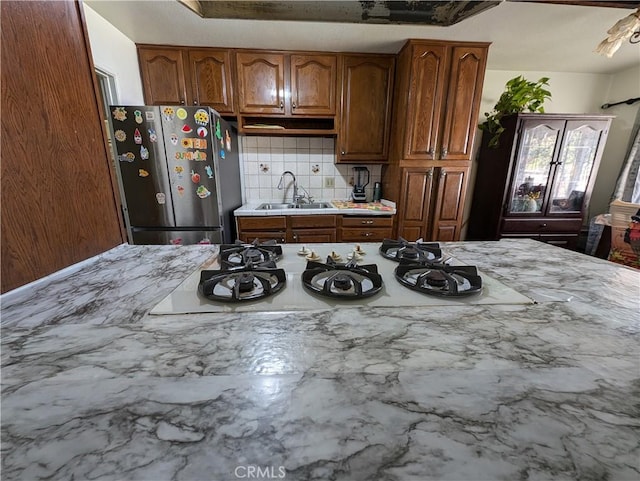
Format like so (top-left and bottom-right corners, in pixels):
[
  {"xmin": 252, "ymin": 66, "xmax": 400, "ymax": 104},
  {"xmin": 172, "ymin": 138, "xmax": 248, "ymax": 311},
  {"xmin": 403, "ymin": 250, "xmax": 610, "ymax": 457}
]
[{"xmin": 1, "ymin": 240, "xmax": 638, "ymax": 481}]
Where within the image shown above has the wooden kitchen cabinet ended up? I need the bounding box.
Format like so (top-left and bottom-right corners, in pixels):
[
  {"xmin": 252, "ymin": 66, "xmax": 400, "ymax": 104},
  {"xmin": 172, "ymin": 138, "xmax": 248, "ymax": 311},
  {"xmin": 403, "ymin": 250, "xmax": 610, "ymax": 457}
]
[
  {"xmin": 186, "ymin": 48, "xmax": 235, "ymax": 113},
  {"xmin": 383, "ymin": 39, "xmax": 488, "ymax": 242},
  {"xmin": 236, "ymin": 51, "xmax": 337, "ymax": 116},
  {"xmin": 235, "ymin": 52, "xmax": 286, "ymax": 114},
  {"xmin": 339, "ymin": 216, "xmax": 393, "ymax": 241},
  {"xmin": 289, "ymin": 215, "xmax": 337, "ymax": 243},
  {"xmin": 138, "ymin": 47, "xmax": 188, "ymax": 106},
  {"xmin": 337, "ymin": 55, "xmax": 395, "ymax": 163},
  {"xmin": 467, "ymin": 113, "xmax": 613, "ymax": 249},
  {"xmin": 395, "ymin": 164, "xmax": 469, "ymax": 242},
  {"xmin": 138, "ymin": 45, "xmax": 235, "ymax": 114},
  {"xmin": 236, "ymin": 216, "xmax": 287, "ymax": 243},
  {"xmin": 236, "ymin": 214, "xmax": 396, "ymax": 243},
  {"xmin": 390, "ymin": 40, "xmax": 489, "ymax": 162}
]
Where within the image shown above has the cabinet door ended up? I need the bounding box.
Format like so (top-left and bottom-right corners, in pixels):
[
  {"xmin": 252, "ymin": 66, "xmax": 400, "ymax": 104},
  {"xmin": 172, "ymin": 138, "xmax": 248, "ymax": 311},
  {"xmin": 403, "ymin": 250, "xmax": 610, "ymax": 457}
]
[
  {"xmin": 440, "ymin": 46, "xmax": 487, "ymax": 160},
  {"xmin": 239, "ymin": 231, "xmax": 287, "ymax": 243},
  {"xmin": 338, "ymin": 56, "xmax": 394, "ymax": 162},
  {"xmin": 290, "ymin": 54, "xmax": 337, "ymax": 116},
  {"xmin": 404, "ymin": 44, "xmax": 448, "ymax": 160},
  {"xmin": 138, "ymin": 47, "xmax": 188, "ymax": 105},
  {"xmin": 397, "ymin": 168, "xmax": 435, "ymax": 241},
  {"xmin": 187, "ymin": 49, "xmax": 234, "ymax": 114},
  {"xmin": 548, "ymin": 119, "xmax": 610, "ymax": 215},
  {"xmin": 431, "ymin": 166, "xmax": 468, "ymax": 241},
  {"xmin": 507, "ymin": 119, "xmax": 565, "ymax": 215},
  {"xmin": 291, "ymin": 229, "xmax": 336, "ymax": 243},
  {"xmin": 236, "ymin": 52, "xmax": 285, "ymax": 114}
]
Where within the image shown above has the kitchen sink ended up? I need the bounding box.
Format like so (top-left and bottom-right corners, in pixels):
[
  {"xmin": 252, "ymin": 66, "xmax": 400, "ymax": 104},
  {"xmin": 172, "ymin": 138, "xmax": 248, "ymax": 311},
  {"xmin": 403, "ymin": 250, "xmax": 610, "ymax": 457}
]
[
  {"xmin": 256, "ymin": 202, "xmax": 333, "ymax": 210},
  {"xmin": 256, "ymin": 203, "xmax": 292, "ymax": 210}
]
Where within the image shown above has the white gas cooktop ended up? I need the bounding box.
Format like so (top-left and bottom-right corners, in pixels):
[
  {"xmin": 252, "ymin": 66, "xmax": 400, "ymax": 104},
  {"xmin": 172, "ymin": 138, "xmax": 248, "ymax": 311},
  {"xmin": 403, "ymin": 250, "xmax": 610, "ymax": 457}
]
[{"xmin": 149, "ymin": 243, "xmax": 534, "ymax": 314}]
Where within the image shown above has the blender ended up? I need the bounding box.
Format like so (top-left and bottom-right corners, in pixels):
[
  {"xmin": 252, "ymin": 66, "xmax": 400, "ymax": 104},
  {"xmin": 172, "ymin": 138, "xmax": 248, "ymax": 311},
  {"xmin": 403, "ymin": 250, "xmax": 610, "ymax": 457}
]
[{"xmin": 351, "ymin": 166, "xmax": 370, "ymax": 202}]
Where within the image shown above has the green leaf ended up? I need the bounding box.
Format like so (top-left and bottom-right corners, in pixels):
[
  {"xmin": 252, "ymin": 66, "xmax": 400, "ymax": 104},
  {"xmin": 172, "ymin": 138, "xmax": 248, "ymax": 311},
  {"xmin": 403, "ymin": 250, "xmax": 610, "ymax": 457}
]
[{"xmin": 479, "ymin": 75, "xmax": 552, "ymax": 148}]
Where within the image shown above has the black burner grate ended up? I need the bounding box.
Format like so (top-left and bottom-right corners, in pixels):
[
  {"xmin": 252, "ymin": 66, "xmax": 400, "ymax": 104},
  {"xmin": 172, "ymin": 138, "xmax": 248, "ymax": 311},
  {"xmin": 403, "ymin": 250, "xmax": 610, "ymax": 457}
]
[
  {"xmin": 380, "ymin": 238, "xmax": 443, "ymax": 263},
  {"xmin": 219, "ymin": 239, "xmax": 283, "ymax": 269},
  {"xmin": 301, "ymin": 258, "xmax": 383, "ymax": 299},
  {"xmin": 394, "ymin": 261, "xmax": 482, "ymax": 297},
  {"xmin": 199, "ymin": 264, "xmax": 286, "ymax": 302}
]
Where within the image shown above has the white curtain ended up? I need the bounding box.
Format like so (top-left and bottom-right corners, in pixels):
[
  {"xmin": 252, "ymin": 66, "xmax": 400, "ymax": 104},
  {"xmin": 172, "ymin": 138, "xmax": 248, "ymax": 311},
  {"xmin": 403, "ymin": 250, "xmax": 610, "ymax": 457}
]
[{"xmin": 612, "ymin": 106, "xmax": 640, "ymax": 203}]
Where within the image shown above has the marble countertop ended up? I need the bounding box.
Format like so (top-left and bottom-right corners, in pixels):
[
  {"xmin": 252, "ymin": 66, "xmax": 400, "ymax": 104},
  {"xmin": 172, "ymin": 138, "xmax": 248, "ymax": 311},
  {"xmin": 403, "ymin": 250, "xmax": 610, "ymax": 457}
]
[
  {"xmin": 234, "ymin": 199, "xmax": 396, "ymax": 216},
  {"xmin": 1, "ymin": 240, "xmax": 638, "ymax": 481}
]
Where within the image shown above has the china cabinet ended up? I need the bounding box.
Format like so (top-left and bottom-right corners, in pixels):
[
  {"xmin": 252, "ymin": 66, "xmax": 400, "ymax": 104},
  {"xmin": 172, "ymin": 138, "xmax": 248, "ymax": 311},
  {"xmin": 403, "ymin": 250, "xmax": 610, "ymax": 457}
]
[{"xmin": 467, "ymin": 113, "xmax": 613, "ymax": 249}]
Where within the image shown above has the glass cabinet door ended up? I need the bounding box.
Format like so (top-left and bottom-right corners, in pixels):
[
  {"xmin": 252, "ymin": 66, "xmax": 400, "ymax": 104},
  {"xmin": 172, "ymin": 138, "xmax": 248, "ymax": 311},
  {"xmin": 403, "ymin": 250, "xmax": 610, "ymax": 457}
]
[
  {"xmin": 508, "ymin": 120, "xmax": 563, "ymax": 214},
  {"xmin": 548, "ymin": 120, "xmax": 608, "ymax": 214}
]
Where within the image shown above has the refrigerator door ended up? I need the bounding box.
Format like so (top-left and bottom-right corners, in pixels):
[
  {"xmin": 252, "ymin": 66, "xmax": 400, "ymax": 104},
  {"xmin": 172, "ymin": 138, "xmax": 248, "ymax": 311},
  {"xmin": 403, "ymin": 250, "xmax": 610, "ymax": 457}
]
[
  {"xmin": 131, "ymin": 229, "xmax": 222, "ymax": 245},
  {"xmin": 108, "ymin": 106, "xmax": 175, "ymax": 227},
  {"xmin": 161, "ymin": 106, "xmax": 221, "ymax": 227},
  {"xmin": 213, "ymin": 115, "xmax": 243, "ymax": 242}
]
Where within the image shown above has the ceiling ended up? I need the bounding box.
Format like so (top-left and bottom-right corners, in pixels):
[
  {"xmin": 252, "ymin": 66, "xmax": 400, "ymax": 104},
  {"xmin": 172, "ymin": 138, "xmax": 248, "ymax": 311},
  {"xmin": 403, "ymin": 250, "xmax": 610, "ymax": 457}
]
[{"xmin": 85, "ymin": 0, "xmax": 640, "ymax": 74}]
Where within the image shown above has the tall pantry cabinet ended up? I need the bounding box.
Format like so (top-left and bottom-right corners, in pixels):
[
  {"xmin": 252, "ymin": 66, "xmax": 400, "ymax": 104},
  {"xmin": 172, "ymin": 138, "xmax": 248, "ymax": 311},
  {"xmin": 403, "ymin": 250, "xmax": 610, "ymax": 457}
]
[{"xmin": 383, "ymin": 40, "xmax": 489, "ymax": 241}]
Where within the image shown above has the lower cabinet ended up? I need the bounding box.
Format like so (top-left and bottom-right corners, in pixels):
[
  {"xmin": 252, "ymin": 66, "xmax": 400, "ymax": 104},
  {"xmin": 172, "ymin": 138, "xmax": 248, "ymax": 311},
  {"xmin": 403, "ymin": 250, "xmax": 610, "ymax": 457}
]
[
  {"xmin": 236, "ymin": 216, "xmax": 287, "ymax": 243},
  {"xmin": 396, "ymin": 165, "xmax": 468, "ymax": 242},
  {"xmin": 339, "ymin": 216, "xmax": 393, "ymax": 241},
  {"xmin": 289, "ymin": 215, "xmax": 337, "ymax": 243},
  {"xmin": 500, "ymin": 218, "xmax": 582, "ymax": 249},
  {"xmin": 236, "ymin": 214, "xmax": 394, "ymax": 243}
]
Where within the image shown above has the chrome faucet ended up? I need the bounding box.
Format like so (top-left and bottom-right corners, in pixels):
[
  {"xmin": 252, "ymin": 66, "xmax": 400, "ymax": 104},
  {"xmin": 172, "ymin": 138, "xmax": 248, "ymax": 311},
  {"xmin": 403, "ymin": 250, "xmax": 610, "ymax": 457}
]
[{"xmin": 277, "ymin": 170, "xmax": 312, "ymax": 204}]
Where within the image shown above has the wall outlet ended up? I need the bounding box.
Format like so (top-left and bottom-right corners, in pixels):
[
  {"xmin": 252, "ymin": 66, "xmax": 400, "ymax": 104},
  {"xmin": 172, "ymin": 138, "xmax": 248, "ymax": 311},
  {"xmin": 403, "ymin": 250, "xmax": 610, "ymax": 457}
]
[{"xmin": 324, "ymin": 177, "xmax": 335, "ymax": 188}]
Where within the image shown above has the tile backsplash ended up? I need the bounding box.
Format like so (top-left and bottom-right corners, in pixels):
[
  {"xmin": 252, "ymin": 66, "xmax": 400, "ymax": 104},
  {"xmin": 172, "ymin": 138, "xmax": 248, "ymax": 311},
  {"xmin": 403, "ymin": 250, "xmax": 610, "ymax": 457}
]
[{"xmin": 239, "ymin": 136, "xmax": 382, "ymax": 203}]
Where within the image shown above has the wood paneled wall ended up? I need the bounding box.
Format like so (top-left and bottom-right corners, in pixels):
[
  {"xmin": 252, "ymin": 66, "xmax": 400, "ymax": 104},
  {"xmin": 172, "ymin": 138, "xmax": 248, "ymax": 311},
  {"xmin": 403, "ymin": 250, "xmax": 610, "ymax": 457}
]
[{"xmin": 1, "ymin": 0, "xmax": 125, "ymax": 293}]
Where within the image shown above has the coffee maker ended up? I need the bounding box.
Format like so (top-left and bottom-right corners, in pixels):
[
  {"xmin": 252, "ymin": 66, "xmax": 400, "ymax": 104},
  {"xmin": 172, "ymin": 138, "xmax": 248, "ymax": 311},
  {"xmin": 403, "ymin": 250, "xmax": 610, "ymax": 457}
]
[{"xmin": 351, "ymin": 166, "xmax": 370, "ymax": 202}]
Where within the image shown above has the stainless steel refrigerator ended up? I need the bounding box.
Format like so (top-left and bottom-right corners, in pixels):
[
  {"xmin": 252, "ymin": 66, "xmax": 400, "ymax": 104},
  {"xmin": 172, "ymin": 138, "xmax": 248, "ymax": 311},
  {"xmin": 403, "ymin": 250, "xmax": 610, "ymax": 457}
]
[{"xmin": 107, "ymin": 105, "xmax": 242, "ymax": 245}]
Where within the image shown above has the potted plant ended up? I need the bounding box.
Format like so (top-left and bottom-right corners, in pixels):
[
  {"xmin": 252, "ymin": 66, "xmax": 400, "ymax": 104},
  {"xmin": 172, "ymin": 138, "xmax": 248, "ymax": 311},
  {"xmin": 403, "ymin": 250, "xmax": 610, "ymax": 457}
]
[{"xmin": 479, "ymin": 76, "xmax": 552, "ymax": 148}]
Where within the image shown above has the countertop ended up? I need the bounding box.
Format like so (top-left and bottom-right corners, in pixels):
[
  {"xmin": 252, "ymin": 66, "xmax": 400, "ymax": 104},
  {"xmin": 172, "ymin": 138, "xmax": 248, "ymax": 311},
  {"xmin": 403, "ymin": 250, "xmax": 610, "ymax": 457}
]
[
  {"xmin": 234, "ymin": 199, "xmax": 396, "ymax": 216},
  {"xmin": 1, "ymin": 240, "xmax": 639, "ymax": 481}
]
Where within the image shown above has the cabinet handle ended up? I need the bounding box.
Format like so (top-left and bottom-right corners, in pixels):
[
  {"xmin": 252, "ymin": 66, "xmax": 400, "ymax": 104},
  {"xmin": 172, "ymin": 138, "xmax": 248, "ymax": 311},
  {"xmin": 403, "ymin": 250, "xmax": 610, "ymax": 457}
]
[
  {"xmin": 440, "ymin": 169, "xmax": 447, "ymax": 180},
  {"xmin": 293, "ymin": 233, "xmax": 298, "ymax": 240},
  {"xmin": 292, "ymin": 101, "xmax": 296, "ymax": 109},
  {"xmin": 362, "ymin": 232, "xmax": 373, "ymax": 237},
  {"xmin": 179, "ymin": 99, "xmax": 185, "ymax": 105},
  {"xmin": 441, "ymin": 148, "xmax": 448, "ymax": 159},
  {"xmin": 428, "ymin": 148, "xmax": 435, "ymax": 159},
  {"xmin": 280, "ymin": 100, "xmax": 284, "ymax": 109},
  {"xmin": 341, "ymin": 150, "xmax": 346, "ymax": 155},
  {"xmin": 362, "ymin": 220, "xmax": 373, "ymax": 224},
  {"xmin": 427, "ymin": 168, "xmax": 434, "ymax": 178},
  {"xmin": 540, "ymin": 223, "xmax": 547, "ymax": 228},
  {"xmin": 193, "ymin": 100, "xmax": 198, "ymax": 105}
]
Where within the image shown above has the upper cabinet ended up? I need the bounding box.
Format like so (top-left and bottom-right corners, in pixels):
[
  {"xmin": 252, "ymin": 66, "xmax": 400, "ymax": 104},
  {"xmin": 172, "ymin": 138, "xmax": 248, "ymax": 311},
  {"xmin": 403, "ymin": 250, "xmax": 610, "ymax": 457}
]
[
  {"xmin": 337, "ymin": 55, "xmax": 395, "ymax": 163},
  {"xmin": 390, "ymin": 40, "xmax": 489, "ymax": 162},
  {"xmin": 290, "ymin": 54, "xmax": 337, "ymax": 116},
  {"xmin": 186, "ymin": 49, "xmax": 235, "ymax": 114},
  {"xmin": 138, "ymin": 47, "xmax": 188, "ymax": 106},
  {"xmin": 137, "ymin": 45, "xmax": 235, "ymax": 115},
  {"xmin": 236, "ymin": 51, "xmax": 337, "ymax": 116},
  {"xmin": 235, "ymin": 52, "xmax": 286, "ymax": 114}
]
